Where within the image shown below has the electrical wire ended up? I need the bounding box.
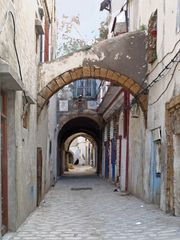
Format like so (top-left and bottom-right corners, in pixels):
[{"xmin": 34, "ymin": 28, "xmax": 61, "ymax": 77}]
[
  {"xmin": 1, "ymin": 11, "xmax": 28, "ymax": 103},
  {"xmin": 146, "ymin": 39, "xmax": 180, "ymax": 77},
  {"xmin": 139, "ymin": 39, "xmax": 180, "ymax": 89},
  {"xmin": 8, "ymin": 11, "xmax": 23, "ymax": 83},
  {"xmin": 134, "ymin": 49, "xmax": 180, "ymax": 97},
  {"xmin": 128, "ymin": 49, "xmax": 180, "ymax": 110},
  {"xmin": 148, "ymin": 62, "xmax": 179, "ymax": 106}
]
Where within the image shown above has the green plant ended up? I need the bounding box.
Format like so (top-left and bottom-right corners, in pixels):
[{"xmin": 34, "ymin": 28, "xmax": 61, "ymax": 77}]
[{"xmin": 139, "ymin": 24, "xmax": 147, "ymax": 31}]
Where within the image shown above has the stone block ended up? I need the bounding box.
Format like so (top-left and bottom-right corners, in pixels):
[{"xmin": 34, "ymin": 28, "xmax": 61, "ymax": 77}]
[
  {"xmin": 69, "ymin": 70, "xmax": 78, "ymax": 81},
  {"xmin": 117, "ymin": 75, "xmax": 128, "ymax": 86},
  {"xmin": 99, "ymin": 68, "xmax": 108, "ymax": 79},
  {"xmin": 47, "ymin": 79, "xmax": 59, "ymax": 92},
  {"xmin": 94, "ymin": 68, "xmax": 100, "ymax": 78},
  {"xmin": 39, "ymin": 86, "xmax": 52, "ymax": 100},
  {"xmin": 106, "ymin": 70, "xmax": 115, "ymax": 80},
  {"xmin": 82, "ymin": 67, "xmax": 91, "ymax": 78},
  {"xmin": 111, "ymin": 72, "xmax": 121, "ymax": 82},
  {"xmin": 74, "ymin": 68, "xmax": 83, "ymax": 79},
  {"xmin": 55, "ymin": 76, "xmax": 66, "ymax": 88},
  {"xmin": 130, "ymin": 83, "xmax": 141, "ymax": 94},
  {"xmin": 123, "ymin": 78, "xmax": 135, "ymax": 89},
  {"xmin": 61, "ymin": 71, "xmax": 72, "ymax": 84},
  {"xmin": 37, "ymin": 95, "xmax": 46, "ymax": 107},
  {"xmin": 90, "ymin": 67, "xmax": 95, "ymax": 78}
]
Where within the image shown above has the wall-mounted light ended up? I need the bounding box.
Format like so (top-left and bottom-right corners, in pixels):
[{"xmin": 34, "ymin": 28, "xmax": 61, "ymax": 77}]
[{"xmin": 131, "ymin": 102, "xmax": 140, "ymax": 118}]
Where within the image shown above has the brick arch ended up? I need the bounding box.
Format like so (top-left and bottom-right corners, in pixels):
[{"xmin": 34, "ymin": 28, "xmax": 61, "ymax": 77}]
[{"xmin": 37, "ymin": 66, "xmax": 147, "ymax": 114}]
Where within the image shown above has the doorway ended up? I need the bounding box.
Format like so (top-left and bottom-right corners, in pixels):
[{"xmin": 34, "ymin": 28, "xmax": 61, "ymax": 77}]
[
  {"xmin": 37, "ymin": 148, "xmax": 43, "ymax": 206},
  {"xmin": 0, "ymin": 92, "xmax": 8, "ymax": 235}
]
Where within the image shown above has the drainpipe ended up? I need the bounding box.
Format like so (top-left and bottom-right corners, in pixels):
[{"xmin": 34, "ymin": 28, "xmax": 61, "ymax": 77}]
[
  {"xmin": 124, "ymin": 91, "xmax": 130, "ymax": 191},
  {"xmin": 125, "ymin": 0, "xmax": 129, "ymax": 32}
]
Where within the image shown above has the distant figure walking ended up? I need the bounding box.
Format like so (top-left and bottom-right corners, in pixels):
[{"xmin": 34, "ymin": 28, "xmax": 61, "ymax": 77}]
[{"xmin": 74, "ymin": 158, "xmax": 79, "ymax": 165}]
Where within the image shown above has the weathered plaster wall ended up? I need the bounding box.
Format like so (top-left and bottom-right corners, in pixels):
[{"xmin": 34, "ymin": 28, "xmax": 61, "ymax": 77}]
[
  {"xmin": 128, "ymin": 0, "xmax": 180, "ymax": 212},
  {"xmin": 0, "ymin": 0, "xmax": 37, "ymax": 230},
  {"xmin": 6, "ymin": 91, "xmax": 16, "ymax": 231},
  {"xmin": 47, "ymin": 95, "xmax": 58, "ymax": 189},
  {"xmin": 37, "ymin": 95, "xmax": 57, "ymax": 197},
  {"xmin": 37, "ymin": 105, "xmax": 48, "ymax": 196},
  {"xmin": 128, "ymin": 110, "xmax": 147, "ymax": 199},
  {"xmin": 38, "ymin": 31, "xmax": 147, "ymax": 92}
]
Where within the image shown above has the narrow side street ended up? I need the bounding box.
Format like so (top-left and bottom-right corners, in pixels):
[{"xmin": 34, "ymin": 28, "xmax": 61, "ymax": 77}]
[{"xmin": 5, "ymin": 171, "xmax": 180, "ymax": 240}]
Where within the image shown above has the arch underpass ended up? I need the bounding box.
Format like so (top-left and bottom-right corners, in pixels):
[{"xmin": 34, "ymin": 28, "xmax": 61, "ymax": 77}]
[
  {"xmin": 38, "ymin": 31, "xmax": 148, "ymax": 114},
  {"xmin": 64, "ymin": 133, "xmax": 98, "ymax": 174},
  {"xmin": 57, "ymin": 116, "xmax": 102, "ymax": 176}
]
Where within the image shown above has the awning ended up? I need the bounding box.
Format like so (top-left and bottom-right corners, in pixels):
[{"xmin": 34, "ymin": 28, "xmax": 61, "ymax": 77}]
[{"xmin": 97, "ymin": 86, "xmax": 124, "ymax": 121}]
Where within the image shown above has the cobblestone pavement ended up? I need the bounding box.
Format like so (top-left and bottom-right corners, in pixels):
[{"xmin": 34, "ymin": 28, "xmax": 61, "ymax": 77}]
[{"xmin": 4, "ymin": 169, "xmax": 180, "ymax": 240}]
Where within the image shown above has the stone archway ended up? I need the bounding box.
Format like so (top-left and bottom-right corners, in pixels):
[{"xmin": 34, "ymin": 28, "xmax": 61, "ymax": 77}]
[
  {"xmin": 38, "ymin": 31, "xmax": 148, "ymax": 114},
  {"xmin": 65, "ymin": 132, "xmax": 98, "ymax": 169},
  {"xmin": 57, "ymin": 116, "xmax": 102, "ymax": 176}
]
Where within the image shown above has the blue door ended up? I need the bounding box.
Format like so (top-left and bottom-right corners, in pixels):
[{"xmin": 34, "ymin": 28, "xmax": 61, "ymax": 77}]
[
  {"xmin": 105, "ymin": 142, "xmax": 109, "ymax": 178},
  {"xmin": 111, "ymin": 139, "xmax": 116, "ymax": 182},
  {"xmin": 150, "ymin": 140, "xmax": 161, "ymax": 205}
]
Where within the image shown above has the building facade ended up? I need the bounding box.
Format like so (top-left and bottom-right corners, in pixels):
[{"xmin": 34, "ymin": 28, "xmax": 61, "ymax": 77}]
[
  {"xmin": 0, "ymin": 0, "xmax": 56, "ymax": 235},
  {"xmin": 99, "ymin": 0, "xmax": 180, "ymax": 215},
  {"xmin": 1, "ymin": 0, "xmax": 180, "ymax": 237}
]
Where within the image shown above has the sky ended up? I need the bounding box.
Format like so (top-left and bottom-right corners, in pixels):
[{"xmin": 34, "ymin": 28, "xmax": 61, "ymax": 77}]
[{"xmin": 56, "ymin": 0, "xmax": 108, "ymax": 54}]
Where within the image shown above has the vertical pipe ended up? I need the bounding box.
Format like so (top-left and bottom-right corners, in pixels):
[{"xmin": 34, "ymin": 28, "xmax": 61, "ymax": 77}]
[{"xmin": 124, "ymin": 91, "xmax": 130, "ymax": 191}]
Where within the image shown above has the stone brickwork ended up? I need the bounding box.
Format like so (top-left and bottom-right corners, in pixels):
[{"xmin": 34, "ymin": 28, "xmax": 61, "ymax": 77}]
[
  {"xmin": 5, "ymin": 176, "xmax": 180, "ymax": 240},
  {"xmin": 0, "ymin": 0, "xmax": 56, "ymax": 233},
  {"xmin": 38, "ymin": 31, "xmax": 148, "ymax": 114},
  {"xmin": 165, "ymin": 94, "xmax": 180, "ymax": 215},
  {"xmin": 38, "ymin": 67, "xmax": 148, "ymax": 114}
]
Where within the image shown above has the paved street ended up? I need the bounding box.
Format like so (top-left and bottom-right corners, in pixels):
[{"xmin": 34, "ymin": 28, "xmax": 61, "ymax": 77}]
[{"xmin": 4, "ymin": 167, "xmax": 180, "ymax": 240}]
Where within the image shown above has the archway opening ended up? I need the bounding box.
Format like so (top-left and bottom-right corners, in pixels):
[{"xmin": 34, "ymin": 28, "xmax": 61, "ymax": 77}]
[
  {"xmin": 38, "ymin": 67, "xmax": 148, "ymax": 117},
  {"xmin": 63, "ymin": 133, "xmax": 98, "ymax": 177},
  {"xmin": 57, "ymin": 116, "xmax": 102, "ymax": 177}
]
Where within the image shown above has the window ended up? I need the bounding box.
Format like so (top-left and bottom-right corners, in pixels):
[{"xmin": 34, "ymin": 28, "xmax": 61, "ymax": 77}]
[
  {"xmin": 73, "ymin": 79, "xmax": 96, "ymax": 99},
  {"xmin": 177, "ymin": 0, "xmax": 180, "ymax": 32},
  {"xmin": 147, "ymin": 10, "xmax": 157, "ymax": 64}
]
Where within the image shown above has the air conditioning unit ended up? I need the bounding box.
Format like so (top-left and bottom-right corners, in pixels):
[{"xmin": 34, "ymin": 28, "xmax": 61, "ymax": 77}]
[{"xmin": 152, "ymin": 127, "xmax": 161, "ymax": 141}]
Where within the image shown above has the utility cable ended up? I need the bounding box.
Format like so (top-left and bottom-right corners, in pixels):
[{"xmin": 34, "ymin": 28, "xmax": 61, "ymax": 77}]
[
  {"xmin": 1, "ymin": 10, "xmax": 28, "ymax": 103},
  {"xmin": 8, "ymin": 11, "xmax": 23, "ymax": 83},
  {"xmin": 139, "ymin": 39, "xmax": 180, "ymax": 88},
  {"xmin": 128, "ymin": 50, "xmax": 180, "ymax": 110},
  {"xmin": 148, "ymin": 62, "xmax": 179, "ymax": 106},
  {"xmin": 146, "ymin": 39, "xmax": 180, "ymax": 78}
]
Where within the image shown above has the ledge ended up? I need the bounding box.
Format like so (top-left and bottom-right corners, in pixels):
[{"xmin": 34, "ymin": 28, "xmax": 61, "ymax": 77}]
[{"xmin": 0, "ymin": 59, "xmax": 24, "ymax": 91}]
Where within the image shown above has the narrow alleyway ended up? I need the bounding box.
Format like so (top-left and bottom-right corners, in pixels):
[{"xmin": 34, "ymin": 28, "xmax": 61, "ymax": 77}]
[{"xmin": 4, "ymin": 172, "xmax": 180, "ymax": 240}]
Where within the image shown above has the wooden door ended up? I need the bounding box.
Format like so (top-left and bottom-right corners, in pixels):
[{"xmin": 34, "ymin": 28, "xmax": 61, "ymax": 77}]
[{"xmin": 37, "ymin": 148, "xmax": 43, "ymax": 206}]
